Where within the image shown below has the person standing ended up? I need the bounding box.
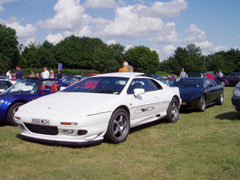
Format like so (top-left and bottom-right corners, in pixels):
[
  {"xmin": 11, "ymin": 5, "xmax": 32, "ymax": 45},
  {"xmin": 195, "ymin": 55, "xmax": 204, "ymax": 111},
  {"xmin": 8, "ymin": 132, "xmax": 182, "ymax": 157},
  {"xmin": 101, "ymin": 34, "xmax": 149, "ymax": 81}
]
[
  {"xmin": 180, "ymin": 68, "xmax": 188, "ymax": 78},
  {"xmin": 42, "ymin": 67, "xmax": 50, "ymax": 79},
  {"xmin": 6, "ymin": 70, "xmax": 12, "ymax": 79},
  {"xmin": 118, "ymin": 61, "xmax": 129, "ymax": 72},
  {"xmin": 219, "ymin": 70, "xmax": 224, "ymax": 78},
  {"xmin": 50, "ymin": 70, "xmax": 55, "ymax": 78},
  {"xmin": 15, "ymin": 65, "xmax": 22, "ymax": 79}
]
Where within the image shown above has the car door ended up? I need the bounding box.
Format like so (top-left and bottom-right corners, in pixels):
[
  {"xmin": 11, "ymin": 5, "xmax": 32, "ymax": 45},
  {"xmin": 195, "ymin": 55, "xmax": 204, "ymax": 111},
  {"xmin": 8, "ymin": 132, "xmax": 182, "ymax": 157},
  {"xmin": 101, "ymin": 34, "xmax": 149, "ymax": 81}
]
[
  {"xmin": 204, "ymin": 79, "xmax": 218, "ymax": 104},
  {"xmin": 127, "ymin": 78, "xmax": 168, "ymax": 126}
]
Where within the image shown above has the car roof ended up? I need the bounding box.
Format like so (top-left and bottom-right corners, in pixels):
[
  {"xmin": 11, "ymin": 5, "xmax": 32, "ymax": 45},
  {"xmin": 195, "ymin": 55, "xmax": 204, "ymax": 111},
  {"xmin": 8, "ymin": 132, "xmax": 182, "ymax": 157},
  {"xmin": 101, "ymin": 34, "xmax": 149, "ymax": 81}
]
[{"xmin": 94, "ymin": 72, "xmax": 145, "ymax": 78}]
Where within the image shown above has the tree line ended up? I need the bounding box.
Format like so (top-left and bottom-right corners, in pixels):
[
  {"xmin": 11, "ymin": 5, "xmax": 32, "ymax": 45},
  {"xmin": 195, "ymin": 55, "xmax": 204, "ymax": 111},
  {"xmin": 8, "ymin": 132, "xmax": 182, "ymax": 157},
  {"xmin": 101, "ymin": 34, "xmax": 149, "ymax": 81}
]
[{"xmin": 1, "ymin": 24, "xmax": 240, "ymax": 76}]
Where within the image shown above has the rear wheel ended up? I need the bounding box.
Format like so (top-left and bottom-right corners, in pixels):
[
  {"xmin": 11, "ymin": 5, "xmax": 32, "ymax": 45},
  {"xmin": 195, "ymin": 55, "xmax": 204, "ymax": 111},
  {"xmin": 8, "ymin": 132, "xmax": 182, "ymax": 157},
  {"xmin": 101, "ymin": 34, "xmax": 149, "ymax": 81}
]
[
  {"xmin": 164, "ymin": 97, "xmax": 179, "ymax": 123},
  {"xmin": 196, "ymin": 96, "xmax": 206, "ymax": 112},
  {"xmin": 6, "ymin": 102, "xmax": 24, "ymax": 126},
  {"xmin": 216, "ymin": 91, "xmax": 224, "ymax": 105},
  {"xmin": 105, "ymin": 108, "xmax": 130, "ymax": 144}
]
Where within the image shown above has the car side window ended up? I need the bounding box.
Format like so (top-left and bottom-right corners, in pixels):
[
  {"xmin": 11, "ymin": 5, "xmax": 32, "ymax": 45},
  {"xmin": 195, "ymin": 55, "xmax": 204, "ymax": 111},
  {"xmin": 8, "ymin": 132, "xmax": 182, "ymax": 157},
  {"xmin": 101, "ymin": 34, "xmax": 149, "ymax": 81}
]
[
  {"xmin": 127, "ymin": 78, "xmax": 154, "ymax": 94},
  {"xmin": 148, "ymin": 79, "xmax": 163, "ymax": 90},
  {"xmin": 204, "ymin": 79, "xmax": 212, "ymax": 88},
  {"xmin": 42, "ymin": 80, "xmax": 61, "ymax": 92},
  {"xmin": 210, "ymin": 79, "xmax": 217, "ymax": 86}
]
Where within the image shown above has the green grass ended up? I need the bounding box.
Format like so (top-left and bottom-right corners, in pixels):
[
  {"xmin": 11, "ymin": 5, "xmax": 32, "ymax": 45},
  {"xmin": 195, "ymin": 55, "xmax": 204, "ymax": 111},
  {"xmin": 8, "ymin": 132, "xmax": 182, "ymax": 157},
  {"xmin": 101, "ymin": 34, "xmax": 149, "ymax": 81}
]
[{"xmin": 0, "ymin": 87, "xmax": 240, "ymax": 180}]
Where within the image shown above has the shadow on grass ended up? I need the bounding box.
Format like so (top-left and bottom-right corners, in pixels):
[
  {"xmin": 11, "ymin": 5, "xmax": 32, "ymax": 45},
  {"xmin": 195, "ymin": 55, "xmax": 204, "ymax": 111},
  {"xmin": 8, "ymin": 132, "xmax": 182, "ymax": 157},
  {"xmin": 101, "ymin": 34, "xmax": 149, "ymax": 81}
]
[
  {"xmin": 130, "ymin": 118, "xmax": 167, "ymax": 134},
  {"xmin": 215, "ymin": 111, "xmax": 240, "ymax": 120}
]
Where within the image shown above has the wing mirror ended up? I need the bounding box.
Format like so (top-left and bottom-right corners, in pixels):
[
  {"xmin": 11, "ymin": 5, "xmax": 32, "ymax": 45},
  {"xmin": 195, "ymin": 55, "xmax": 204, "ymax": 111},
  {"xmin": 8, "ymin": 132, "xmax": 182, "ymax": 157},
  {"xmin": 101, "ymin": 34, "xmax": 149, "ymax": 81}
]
[
  {"xmin": 60, "ymin": 87, "xmax": 66, "ymax": 91},
  {"xmin": 134, "ymin": 88, "xmax": 145, "ymax": 96}
]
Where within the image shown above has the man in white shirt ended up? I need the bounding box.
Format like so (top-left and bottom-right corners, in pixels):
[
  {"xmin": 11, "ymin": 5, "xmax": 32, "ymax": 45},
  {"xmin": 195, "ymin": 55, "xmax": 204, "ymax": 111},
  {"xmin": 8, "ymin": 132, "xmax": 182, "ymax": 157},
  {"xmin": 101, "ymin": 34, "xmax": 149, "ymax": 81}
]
[
  {"xmin": 180, "ymin": 68, "xmax": 188, "ymax": 78},
  {"xmin": 42, "ymin": 67, "xmax": 50, "ymax": 79}
]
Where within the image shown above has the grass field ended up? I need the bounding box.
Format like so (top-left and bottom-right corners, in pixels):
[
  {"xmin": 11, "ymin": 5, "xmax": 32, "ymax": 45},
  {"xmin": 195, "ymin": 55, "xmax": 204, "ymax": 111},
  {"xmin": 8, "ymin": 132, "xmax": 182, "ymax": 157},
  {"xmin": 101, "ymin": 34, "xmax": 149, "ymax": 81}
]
[{"xmin": 0, "ymin": 87, "xmax": 240, "ymax": 180}]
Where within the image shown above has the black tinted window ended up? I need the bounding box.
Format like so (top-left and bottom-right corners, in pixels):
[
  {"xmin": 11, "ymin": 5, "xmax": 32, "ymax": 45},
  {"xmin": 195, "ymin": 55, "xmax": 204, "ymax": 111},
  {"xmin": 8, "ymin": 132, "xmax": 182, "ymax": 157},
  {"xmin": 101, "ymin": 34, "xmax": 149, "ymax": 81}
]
[
  {"xmin": 127, "ymin": 78, "xmax": 154, "ymax": 94},
  {"xmin": 148, "ymin": 79, "xmax": 162, "ymax": 90}
]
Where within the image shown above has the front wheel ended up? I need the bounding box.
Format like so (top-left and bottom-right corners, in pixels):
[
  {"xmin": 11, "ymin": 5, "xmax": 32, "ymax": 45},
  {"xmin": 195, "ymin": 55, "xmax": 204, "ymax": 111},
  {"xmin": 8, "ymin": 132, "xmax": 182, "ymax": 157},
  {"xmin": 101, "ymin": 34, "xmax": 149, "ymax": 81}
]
[
  {"xmin": 105, "ymin": 108, "xmax": 130, "ymax": 144},
  {"xmin": 164, "ymin": 97, "xmax": 179, "ymax": 123},
  {"xmin": 216, "ymin": 91, "xmax": 224, "ymax": 105},
  {"xmin": 196, "ymin": 96, "xmax": 206, "ymax": 112},
  {"xmin": 6, "ymin": 102, "xmax": 24, "ymax": 126}
]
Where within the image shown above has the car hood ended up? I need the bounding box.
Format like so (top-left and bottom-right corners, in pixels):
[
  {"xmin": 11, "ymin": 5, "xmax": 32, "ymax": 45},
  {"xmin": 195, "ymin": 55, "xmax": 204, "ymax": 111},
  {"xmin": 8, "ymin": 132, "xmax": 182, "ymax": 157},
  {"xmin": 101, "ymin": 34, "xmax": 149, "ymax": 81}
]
[
  {"xmin": 179, "ymin": 88, "xmax": 203, "ymax": 100},
  {"xmin": 18, "ymin": 92, "xmax": 119, "ymax": 117}
]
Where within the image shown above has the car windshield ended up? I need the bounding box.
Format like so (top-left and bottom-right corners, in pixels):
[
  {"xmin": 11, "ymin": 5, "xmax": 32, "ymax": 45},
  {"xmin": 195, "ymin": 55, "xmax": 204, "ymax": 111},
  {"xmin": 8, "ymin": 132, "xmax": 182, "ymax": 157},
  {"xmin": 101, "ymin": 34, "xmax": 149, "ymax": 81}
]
[
  {"xmin": 171, "ymin": 79, "xmax": 201, "ymax": 88},
  {"xmin": 62, "ymin": 77, "xmax": 129, "ymax": 95},
  {"xmin": 61, "ymin": 76, "xmax": 79, "ymax": 85},
  {"xmin": 235, "ymin": 82, "xmax": 240, "ymax": 88},
  {"xmin": 3, "ymin": 79, "xmax": 40, "ymax": 95}
]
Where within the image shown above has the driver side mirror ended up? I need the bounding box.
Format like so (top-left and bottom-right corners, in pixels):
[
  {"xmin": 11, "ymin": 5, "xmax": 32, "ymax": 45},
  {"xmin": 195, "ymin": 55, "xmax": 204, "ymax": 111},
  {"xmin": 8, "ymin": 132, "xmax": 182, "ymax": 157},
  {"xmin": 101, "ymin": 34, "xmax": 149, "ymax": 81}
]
[{"xmin": 134, "ymin": 88, "xmax": 145, "ymax": 96}]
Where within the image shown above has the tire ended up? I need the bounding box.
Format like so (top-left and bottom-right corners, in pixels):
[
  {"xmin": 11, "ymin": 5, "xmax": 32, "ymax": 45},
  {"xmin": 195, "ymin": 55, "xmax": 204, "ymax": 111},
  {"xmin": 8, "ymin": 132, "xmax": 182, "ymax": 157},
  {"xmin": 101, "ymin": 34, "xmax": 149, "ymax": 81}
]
[
  {"xmin": 196, "ymin": 95, "xmax": 206, "ymax": 112},
  {"xmin": 164, "ymin": 97, "xmax": 179, "ymax": 123},
  {"xmin": 6, "ymin": 102, "xmax": 24, "ymax": 126},
  {"xmin": 216, "ymin": 91, "xmax": 224, "ymax": 105},
  {"xmin": 105, "ymin": 108, "xmax": 130, "ymax": 144}
]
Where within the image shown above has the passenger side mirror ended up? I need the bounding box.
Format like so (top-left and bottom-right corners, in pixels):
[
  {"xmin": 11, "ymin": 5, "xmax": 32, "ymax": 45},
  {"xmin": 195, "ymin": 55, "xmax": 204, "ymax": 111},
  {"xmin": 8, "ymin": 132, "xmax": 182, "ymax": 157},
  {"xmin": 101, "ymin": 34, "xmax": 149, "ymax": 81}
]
[{"xmin": 134, "ymin": 88, "xmax": 145, "ymax": 96}]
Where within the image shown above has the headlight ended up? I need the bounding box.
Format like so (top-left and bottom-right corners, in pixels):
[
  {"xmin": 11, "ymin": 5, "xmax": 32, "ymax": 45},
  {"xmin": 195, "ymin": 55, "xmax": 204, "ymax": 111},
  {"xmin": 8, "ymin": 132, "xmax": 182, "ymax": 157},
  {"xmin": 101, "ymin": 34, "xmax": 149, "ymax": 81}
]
[{"xmin": 233, "ymin": 87, "xmax": 240, "ymax": 96}]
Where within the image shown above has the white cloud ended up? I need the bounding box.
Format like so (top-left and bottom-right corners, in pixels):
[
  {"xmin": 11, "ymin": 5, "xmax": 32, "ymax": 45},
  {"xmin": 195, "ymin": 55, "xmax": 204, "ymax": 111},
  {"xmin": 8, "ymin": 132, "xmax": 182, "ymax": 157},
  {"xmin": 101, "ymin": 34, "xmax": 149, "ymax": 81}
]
[
  {"xmin": 185, "ymin": 24, "xmax": 205, "ymax": 42},
  {"xmin": 37, "ymin": 0, "xmax": 88, "ymax": 31},
  {"xmin": 141, "ymin": 0, "xmax": 188, "ymax": 18},
  {"xmin": 84, "ymin": 0, "xmax": 117, "ymax": 9},
  {"xmin": 0, "ymin": 0, "xmax": 15, "ymax": 12},
  {"xmin": 3, "ymin": 17, "xmax": 36, "ymax": 45},
  {"xmin": 212, "ymin": 45, "xmax": 227, "ymax": 52},
  {"xmin": 163, "ymin": 44, "xmax": 176, "ymax": 55},
  {"xmin": 124, "ymin": 44, "xmax": 133, "ymax": 51},
  {"xmin": 46, "ymin": 33, "xmax": 64, "ymax": 44},
  {"xmin": 148, "ymin": 22, "xmax": 179, "ymax": 43},
  {"xmin": 106, "ymin": 39, "xmax": 117, "ymax": 45},
  {"xmin": 99, "ymin": 5, "xmax": 179, "ymax": 43},
  {"xmin": 195, "ymin": 41, "xmax": 213, "ymax": 49}
]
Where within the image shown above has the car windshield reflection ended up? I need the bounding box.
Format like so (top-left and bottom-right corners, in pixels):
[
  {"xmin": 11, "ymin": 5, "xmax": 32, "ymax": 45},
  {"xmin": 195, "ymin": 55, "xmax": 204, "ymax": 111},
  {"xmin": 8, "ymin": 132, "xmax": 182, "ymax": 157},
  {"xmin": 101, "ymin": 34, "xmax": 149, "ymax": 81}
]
[
  {"xmin": 62, "ymin": 77, "xmax": 129, "ymax": 95},
  {"xmin": 171, "ymin": 79, "xmax": 201, "ymax": 88},
  {"xmin": 3, "ymin": 80, "xmax": 40, "ymax": 95}
]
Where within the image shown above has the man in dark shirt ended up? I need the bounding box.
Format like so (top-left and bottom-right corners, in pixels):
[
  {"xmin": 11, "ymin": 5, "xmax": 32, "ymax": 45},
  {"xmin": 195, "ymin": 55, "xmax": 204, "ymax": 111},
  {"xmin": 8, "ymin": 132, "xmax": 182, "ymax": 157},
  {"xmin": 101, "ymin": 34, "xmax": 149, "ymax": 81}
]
[{"xmin": 15, "ymin": 65, "xmax": 22, "ymax": 79}]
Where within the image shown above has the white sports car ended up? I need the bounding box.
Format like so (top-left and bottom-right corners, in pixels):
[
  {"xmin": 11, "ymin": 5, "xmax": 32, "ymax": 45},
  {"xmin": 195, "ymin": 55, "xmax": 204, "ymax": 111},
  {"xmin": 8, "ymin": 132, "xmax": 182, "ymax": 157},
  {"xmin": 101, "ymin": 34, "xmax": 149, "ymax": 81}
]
[{"xmin": 15, "ymin": 72, "xmax": 181, "ymax": 145}]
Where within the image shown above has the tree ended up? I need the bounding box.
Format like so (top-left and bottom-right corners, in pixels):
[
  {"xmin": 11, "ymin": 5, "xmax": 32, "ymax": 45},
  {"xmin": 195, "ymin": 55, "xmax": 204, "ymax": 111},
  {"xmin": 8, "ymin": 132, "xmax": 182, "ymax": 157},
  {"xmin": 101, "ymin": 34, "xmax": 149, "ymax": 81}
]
[
  {"xmin": 124, "ymin": 46, "xmax": 160, "ymax": 74},
  {"xmin": 160, "ymin": 44, "xmax": 204, "ymax": 75},
  {"xmin": 0, "ymin": 24, "xmax": 19, "ymax": 74}
]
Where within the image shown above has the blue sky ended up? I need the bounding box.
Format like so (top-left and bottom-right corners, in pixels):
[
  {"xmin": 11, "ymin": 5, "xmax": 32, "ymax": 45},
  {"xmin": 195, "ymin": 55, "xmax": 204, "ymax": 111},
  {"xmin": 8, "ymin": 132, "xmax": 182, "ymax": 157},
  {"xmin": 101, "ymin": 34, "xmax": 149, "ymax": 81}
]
[{"xmin": 0, "ymin": 0, "xmax": 239, "ymax": 60}]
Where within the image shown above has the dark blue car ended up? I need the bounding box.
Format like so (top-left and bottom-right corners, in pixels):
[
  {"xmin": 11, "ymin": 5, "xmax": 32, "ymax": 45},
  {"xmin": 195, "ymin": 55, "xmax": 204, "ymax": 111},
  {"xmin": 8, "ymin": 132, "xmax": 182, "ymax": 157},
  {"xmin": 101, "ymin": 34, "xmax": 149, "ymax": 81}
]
[
  {"xmin": 0, "ymin": 78, "xmax": 66, "ymax": 126},
  {"xmin": 171, "ymin": 78, "xmax": 224, "ymax": 111}
]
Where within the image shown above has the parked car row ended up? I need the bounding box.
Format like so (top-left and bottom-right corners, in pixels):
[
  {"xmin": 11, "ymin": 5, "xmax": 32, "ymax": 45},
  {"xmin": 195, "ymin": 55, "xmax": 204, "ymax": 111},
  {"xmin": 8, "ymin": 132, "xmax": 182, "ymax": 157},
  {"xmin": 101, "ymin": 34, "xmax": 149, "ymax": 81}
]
[{"xmin": 0, "ymin": 72, "xmax": 239, "ymax": 146}]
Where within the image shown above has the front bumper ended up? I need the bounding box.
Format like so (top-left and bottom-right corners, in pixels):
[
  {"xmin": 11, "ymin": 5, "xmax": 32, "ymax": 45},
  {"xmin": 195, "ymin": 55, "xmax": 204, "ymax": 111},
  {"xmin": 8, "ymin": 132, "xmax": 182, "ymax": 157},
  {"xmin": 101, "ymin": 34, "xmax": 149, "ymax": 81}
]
[
  {"xmin": 20, "ymin": 133, "xmax": 103, "ymax": 146},
  {"xmin": 180, "ymin": 98, "xmax": 200, "ymax": 109},
  {"xmin": 18, "ymin": 122, "xmax": 107, "ymax": 146},
  {"xmin": 15, "ymin": 111, "xmax": 111, "ymax": 146},
  {"xmin": 232, "ymin": 96, "xmax": 240, "ymax": 111}
]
